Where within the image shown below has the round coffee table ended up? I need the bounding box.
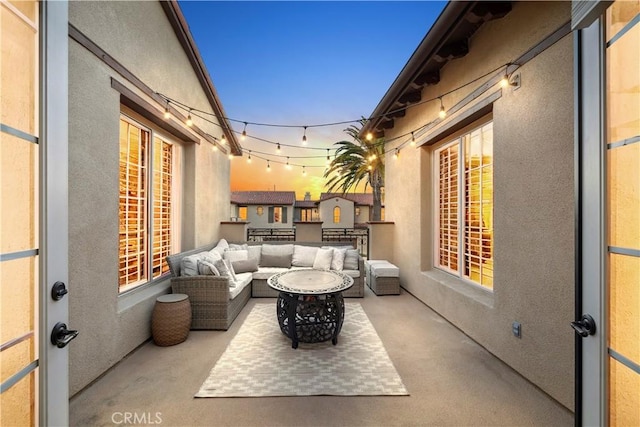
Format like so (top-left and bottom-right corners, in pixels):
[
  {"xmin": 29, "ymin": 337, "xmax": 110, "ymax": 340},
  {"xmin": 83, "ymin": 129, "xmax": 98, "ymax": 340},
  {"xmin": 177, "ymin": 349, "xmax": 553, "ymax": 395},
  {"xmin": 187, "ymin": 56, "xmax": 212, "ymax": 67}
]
[{"xmin": 267, "ymin": 269, "xmax": 354, "ymax": 349}]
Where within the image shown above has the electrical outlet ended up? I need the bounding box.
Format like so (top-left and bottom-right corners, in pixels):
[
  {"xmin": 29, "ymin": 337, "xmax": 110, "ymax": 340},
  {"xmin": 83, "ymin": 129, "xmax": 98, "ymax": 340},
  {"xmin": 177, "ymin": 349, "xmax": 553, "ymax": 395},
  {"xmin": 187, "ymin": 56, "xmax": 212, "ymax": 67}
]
[{"xmin": 512, "ymin": 321, "xmax": 522, "ymax": 338}]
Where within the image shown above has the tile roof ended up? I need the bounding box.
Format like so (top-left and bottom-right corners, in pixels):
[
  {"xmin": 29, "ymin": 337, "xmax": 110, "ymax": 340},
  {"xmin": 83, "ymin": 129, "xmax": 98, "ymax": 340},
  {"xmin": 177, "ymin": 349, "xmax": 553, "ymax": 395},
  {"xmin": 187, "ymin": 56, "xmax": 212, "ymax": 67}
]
[
  {"xmin": 294, "ymin": 200, "xmax": 318, "ymax": 208},
  {"xmin": 231, "ymin": 191, "xmax": 296, "ymax": 205},
  {"xmin": 320, "ymin": 193, "xmax": 374, "ymax": 206}
]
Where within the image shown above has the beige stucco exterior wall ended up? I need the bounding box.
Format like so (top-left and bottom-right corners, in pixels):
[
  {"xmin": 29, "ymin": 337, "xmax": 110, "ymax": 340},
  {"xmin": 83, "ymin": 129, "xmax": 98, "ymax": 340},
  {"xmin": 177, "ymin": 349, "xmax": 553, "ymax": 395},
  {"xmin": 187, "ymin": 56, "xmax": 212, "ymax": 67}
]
[
  {"xmin": 319, "ymin": 197, "xmax": 354, "ymax": 228},
  {"xmin": 383, "ymin": 2, "xmax": 575, "ymax": 409},
  {"xmin": 68, "ymin": 1, "xmax": 231, "ymax": 395},
  {"xmin": 355, "ymin": 205, "xmax": 370, "ymax": 224},
  {"xmin": 243, "ymin": 204, "xmax": 294, "ymax": 228}
]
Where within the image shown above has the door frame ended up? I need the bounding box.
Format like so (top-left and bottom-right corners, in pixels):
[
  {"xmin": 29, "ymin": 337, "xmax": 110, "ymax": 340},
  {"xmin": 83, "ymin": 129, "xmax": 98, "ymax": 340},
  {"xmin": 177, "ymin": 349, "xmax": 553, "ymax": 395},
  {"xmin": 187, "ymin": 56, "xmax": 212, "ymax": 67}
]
[{"xmin": 39, "ymin": 1, "xmax": 69, "ymax": 425}]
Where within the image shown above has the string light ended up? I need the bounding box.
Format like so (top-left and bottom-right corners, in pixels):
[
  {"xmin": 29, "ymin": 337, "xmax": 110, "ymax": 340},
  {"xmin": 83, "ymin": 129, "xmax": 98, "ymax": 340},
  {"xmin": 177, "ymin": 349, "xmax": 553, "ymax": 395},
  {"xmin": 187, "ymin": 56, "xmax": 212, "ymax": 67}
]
[
  {"xmin": 228, "ymin": 153, "xmax": 234, "ymax": 160},
  {"xmin": 500, "ymin": 63, "xmax": 510, "ymax": 88},
  {"xmin": 366, "ymin": 132, "xmax": 373, "ymax": 141},
  {"xmin": 438, "ymin": 97, "xmax": 446, "ymax": 119},
  {"xmin": 221, "ymin": 133, "xmax": 226, "ymax": 145},
  {"xmin": 394, "ymin": 148, "xmax": 400, "ymax": 160},
  {"xmin": 326, "ymin": 149, "xmax": 331, "ymax": 165},
  {"xmin": 241, "ymin": 122, "xmax": 247, "ymax": 140},
  {"xmin": 267, "ymin": 160, "xmax": 271, "ymax": 172},
  {"xmin": 367, "ymin": 165, "xmax": 372, "ymax": 170},
  {"xmin": 211, "ymin": 144, "xmax": 218, "ymax": 152},
  {"xmin": 302, "ymin": 166, "xmax": 306, "ymax": 176},
  {"xmin": 247, "ymin": 150, "xmax": 252, "ymax": 163},
  {"xmin": 302, "ymin": 126, "xmax": 308, "ymax": 145},
  {"xmin": 369, "ymin": 153, "xmax": 377, "ymax": 162},
  {"xmin": 276, "ymin": 143, "xmax": 281, "ymax": 154},
  {"xmin": 186, "ymin": 110, "xmax": 193, "ymax": 127},
  {"xmin": 410, "ymin": 132, "xmax": 416, "ymax": 147},
  {"xmin": 286, "ymin": 157, "xmax": 292, "ymax": 170},
  {"xmin": 164, "ymin": 103, "xmax": 171, "ymax": 120}
]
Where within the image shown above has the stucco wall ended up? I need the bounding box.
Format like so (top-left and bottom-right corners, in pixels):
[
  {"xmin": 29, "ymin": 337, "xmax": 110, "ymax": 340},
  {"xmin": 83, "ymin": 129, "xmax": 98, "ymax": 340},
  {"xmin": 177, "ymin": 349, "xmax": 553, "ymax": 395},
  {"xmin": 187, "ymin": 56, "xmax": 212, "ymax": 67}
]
[
  {"xmin": 243, "ymin": 204, "xmax": 294, "ymax": 229},
  {"xmin": 319, "ymin": 198, "xmax": 355, "ymax": 229},
  {"xmin": 68, "ymin": 1, "xmax": 231, "ymax": 395},
  {"xmin": 383, "ymin": 2, "xmax": 574, "ymax": 409}
]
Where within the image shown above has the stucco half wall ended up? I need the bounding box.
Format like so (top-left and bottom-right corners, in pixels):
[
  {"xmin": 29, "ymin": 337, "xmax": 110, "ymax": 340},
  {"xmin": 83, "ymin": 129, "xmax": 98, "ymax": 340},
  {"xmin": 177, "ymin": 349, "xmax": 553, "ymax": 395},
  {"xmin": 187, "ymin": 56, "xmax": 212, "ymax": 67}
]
[
  {"xmin": 68, "ymin": 1, "xmax": 231, "ymax": 395},
  {"xmin": 382, "ymin": 2, "xmax": 575, "ymax": 410}
]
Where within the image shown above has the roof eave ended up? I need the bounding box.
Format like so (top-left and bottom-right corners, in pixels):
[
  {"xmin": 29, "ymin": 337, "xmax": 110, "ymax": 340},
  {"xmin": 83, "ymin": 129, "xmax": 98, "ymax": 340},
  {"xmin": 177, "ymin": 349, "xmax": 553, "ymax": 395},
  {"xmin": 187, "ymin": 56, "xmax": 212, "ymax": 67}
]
[{"xmin": 161, "ymin": 0, "xmax": 242, "ymax": 155}]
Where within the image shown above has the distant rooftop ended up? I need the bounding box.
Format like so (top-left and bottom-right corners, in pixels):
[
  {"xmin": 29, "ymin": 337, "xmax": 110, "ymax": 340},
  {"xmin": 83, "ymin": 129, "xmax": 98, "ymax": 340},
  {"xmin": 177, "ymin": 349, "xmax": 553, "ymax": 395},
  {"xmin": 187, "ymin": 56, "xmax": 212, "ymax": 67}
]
[
  {"xmin": 320, "ymin": 192, "xmax": 374, "ymax": 206},
  {"xmin": 231, "ymin": 191, "xmax": 296, "ymax": 205}
]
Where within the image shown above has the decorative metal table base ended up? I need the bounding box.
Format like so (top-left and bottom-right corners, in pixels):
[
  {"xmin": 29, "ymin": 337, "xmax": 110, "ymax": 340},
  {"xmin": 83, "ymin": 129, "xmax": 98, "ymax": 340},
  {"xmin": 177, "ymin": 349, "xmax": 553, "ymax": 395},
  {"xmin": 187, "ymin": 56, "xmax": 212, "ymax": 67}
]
[{"xmin": 276, "ymin": 292, "xmax": 345, "ymax": 349}]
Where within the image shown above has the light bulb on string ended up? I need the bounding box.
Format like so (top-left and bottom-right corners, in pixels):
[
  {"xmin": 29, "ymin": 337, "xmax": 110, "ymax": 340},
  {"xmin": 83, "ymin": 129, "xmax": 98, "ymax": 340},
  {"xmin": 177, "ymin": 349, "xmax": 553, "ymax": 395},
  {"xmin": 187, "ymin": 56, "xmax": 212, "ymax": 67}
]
[
  {"xmin": 211, "ymin": 144, "xmax": 218, "ymax": 152},
  {"xmin": 164, "ymin": 104, "xmax": 171, "ymax": 120},
  {"xmin": 186, "ymin": 110, "xmax": 193, "ymax": 127},
  {"xmin": 367, "ymin": 165, "xmax": 372, "ymax": 170},
  {"xmin": 369, "ymin": 153, "xmax": 377, "ymax": 162},
  {"xmin": 438, "ymin": 97, "xmax": 446, "ymax": 119},
  {"xmin": 326, "ymin": 149, "xmax": 331, "ymax": 165},
  {"xmin": 221, "ymin": 134, "xmax": 226, "ymax": 145},
  {"xmin": 276, "ymin": 143, "xmax": 281, "ymax": 154},
  {"xmin": 267, "ymin": 160, "xmax": 271, "ymax": 172},
  {"xmin": 286, "ymin": 157, "xmax": 292, "ymax": 170},
  {"xmin": 228, "ymin": 153, "xmax": 234, "ymax": 160},
  {"xmin": 302, "ymin": 166, "xmax": 306, "ymax": 176},
  {"xmin": 500, "ymin": 64, "xmax": 510, "ymax": 88},
  {"xmin": 247, "ymin": 150, "xmax": 252, "ymax": 163},
  {"xmin": 410, "ymin": 132, "xmax": 416, "ymax": 147},
  {"xmin": 302, "ymin": 126, "xmax": 308, "ymax": 145},
  {"xmin": 394, "ymin": 148, "xmax": 400, "ymax": 160},
  {"xmin": 366, "ymin": 132, "xmax": 373, "ymax": 141},
  {"xmin": 241, "ymin": 122, "xmax": 247, "ymax": 141}
]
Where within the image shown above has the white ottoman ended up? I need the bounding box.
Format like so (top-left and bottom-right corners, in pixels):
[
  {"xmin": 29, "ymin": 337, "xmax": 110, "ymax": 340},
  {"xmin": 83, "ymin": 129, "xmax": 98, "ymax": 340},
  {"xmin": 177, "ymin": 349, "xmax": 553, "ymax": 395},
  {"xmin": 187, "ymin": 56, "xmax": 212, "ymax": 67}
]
[
  {"xmin": 364, "ymin": 260, "xmax": 389, "ymax": 287},
  {"xmin": 368, "ymin": 261, "xmax": 400, "ymax": 295}
]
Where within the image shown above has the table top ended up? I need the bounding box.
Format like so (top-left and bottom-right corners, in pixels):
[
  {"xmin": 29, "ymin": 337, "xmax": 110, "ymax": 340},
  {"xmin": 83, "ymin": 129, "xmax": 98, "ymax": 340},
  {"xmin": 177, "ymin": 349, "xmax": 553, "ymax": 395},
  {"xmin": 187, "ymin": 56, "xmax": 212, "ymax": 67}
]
[{"xmin": 267, "ymin": 269, "xmax": 354, "ymax": 295}]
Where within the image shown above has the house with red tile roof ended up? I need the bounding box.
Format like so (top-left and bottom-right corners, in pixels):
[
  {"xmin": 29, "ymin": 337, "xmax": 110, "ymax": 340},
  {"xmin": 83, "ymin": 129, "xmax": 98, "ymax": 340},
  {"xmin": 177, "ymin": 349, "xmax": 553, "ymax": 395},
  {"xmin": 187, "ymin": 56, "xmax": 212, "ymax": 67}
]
[{"xmin": 230, "ymin": 191, "xmax": 296, "ymax": 228}]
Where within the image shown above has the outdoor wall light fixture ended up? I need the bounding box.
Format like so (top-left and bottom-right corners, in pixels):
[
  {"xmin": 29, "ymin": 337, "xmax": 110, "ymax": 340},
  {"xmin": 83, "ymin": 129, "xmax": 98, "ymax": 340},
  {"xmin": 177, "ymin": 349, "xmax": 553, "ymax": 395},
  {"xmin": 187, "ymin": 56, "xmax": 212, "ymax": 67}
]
[
  {"xmin": 438, "ymin": 97, "xmax": 446, "ymax": 119},
  {"xmin": 302, "ymin": 126, "xmax": 308, "ymax": 145},
  {"xmin": 186, "ymin": 110, "xmax": 193, "ymax": 127}
]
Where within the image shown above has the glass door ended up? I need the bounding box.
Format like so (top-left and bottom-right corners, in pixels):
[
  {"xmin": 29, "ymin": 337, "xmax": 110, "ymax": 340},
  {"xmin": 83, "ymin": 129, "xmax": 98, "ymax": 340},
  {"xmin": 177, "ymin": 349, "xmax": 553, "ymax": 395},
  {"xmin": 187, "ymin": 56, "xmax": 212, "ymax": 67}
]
[
  {"xmin": 1, "ymin": 1, "xmax": 69, "ymax": 425},
  {"xmin": 577, "ymin": 1, "xmax": 639, "ymax": 425}
]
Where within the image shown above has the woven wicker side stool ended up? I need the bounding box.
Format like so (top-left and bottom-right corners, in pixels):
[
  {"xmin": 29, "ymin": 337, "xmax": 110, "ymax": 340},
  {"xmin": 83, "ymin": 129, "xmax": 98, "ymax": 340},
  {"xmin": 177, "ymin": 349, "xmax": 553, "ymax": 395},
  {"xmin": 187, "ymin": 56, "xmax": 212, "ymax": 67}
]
[
  {"xmin": 151, "ymin": 294, "xmax": 191, "ymax": 346},
  {"xmin": 369, "ymin": 262, "xmax": 400, "ymax": 296}
]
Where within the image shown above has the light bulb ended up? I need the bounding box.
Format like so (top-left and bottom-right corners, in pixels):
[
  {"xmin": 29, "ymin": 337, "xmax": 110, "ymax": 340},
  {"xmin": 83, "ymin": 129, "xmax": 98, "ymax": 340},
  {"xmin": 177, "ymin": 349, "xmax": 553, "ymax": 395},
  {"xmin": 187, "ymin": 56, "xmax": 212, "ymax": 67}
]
[
  {"xmin": 367, "ymin": 165, "xmax": 372, "ymax": 170},
  {"xmin": 302, "ymin": 166, "xmax": 306, "ymax": 176},
  {"xmin": 500, "ymin": 75, "xmax": 509, "ymax": 88},
  {"xmin": 186, "ymin": 113, "xmax": 193, "ymax": 127},
  {"xmin": 438, "ymin": 98, "xmax": 446, "ymax": 119},
  {"xmin": 164, "ymin": 107, "xmax": 171, "ymax": 120},
  {"xmin": 394, "ymin": 149, "xmax": 399, "ymax": 160},
  {"xmin": 286, "ymin": 157, "xmax": 292, "ymax": 170},
  {"xmin": 410, "ymin": 132, "xmax": 416, "ymax": 147},
  {"xmin": 276, "ymin": 143, "xmax": 281, "ymax": 153},
  {"xmin": 267, "ymin": 161, "xmax": 271, "ymax": 172},
  {"xmin": 302, "ymin": 127, "xmax": 308, "ymax": 145},
  {"xmin": 221, "ymin": 134, "xmax": 226, "ymax": 145},
  {"xmin": 366, "ymin": 132, "xmax": 373, "ymax": 141},
  {"xmin": 241, "ymin": 122, "xmax": 247, "ymax": 141},
  {"xmin": 247, "ymin": 152, "xmax": 252, "ymax": 163},
  {"xmin": 228, "ymin": 153, "xmax": 234, "ymax": 160},
  {"xmin": 212, "ymin": 144, "xmax": 218, "ymax": 152}
]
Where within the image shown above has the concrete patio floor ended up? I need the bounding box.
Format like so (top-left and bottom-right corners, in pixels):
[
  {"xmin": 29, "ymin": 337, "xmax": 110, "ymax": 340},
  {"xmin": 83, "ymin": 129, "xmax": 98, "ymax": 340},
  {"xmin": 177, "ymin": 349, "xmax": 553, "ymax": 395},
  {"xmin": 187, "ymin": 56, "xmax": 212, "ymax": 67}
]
[{"xmin": 70, "ymin": 287, "xmax": 574, "ymax": 426}]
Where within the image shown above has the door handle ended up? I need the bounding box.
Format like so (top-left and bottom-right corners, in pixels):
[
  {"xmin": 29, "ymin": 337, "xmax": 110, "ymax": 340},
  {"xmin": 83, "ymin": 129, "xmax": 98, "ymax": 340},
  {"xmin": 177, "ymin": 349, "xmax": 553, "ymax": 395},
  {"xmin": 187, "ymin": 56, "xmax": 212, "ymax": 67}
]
[
  {"xmin": 571, "ymin": 314, "xmax": 596, "ymax": 337},
  {"xmin": 50, "ymin": 322, "xmax": 79, "ymax": 348}
]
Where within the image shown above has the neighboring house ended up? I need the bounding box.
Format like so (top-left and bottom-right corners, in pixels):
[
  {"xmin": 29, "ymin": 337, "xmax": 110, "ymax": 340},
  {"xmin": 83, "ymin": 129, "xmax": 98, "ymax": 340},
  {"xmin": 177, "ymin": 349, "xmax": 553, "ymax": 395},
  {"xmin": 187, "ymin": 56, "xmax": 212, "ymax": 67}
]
[
  {"xmin": 362, "ymin": 1, "xmax": 639, "ymax": 421},
  {"xmin": 294, "ymin": 199, "xmax": 320, "ymax": 222},
  {"xmin": 67, "ymin": 0, "xmax": 240, "ymax": 397},
  {"xmin": 231, "ymin": 191, "xmax": 296, "ymax": 229},
  {"xmin": 361, "ymin": 1, "xmax": 577, "ymax": 411},
  {"xmin": 291, "ymin": 192, "xmax": 383, "ymax": 227},
  {"xmin": 320, "ymin": 192, "xmax": 384, "ymax": 225}
]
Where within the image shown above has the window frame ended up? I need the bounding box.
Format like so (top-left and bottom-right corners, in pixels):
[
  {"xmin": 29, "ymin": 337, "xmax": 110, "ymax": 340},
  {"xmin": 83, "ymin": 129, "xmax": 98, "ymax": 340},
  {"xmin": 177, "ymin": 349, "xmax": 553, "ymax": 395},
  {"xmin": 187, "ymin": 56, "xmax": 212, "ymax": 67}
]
[
  {"xmin": 273, "ymin": 206, "xmax": 283, "ymax": 223},
  {"xmin": 238, "ymin": 206, "xmax": 247, "ymax": 221},
  {"xmin": 118, "ymin": 113, "xmax": 182, "ymax": 293},
  {"xmin": 433, "ymin": 121, "xmax": 493, "ymax": 290}
]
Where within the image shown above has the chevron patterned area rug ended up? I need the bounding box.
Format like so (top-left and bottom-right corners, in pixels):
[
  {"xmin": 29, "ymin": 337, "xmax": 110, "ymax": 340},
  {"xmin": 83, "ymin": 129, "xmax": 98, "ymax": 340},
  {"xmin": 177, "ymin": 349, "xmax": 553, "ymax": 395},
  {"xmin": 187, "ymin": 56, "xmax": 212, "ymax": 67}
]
[{"xmin": 195, "ymin": 303, "xmax": 408, "ymax": 397}]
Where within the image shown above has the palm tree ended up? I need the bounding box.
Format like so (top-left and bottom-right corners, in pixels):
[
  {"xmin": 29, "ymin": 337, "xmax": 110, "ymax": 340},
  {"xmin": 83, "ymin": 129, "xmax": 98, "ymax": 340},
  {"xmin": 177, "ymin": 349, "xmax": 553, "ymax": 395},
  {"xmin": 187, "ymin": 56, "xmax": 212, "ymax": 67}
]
[{"xmin": 324, "ymin": 120, "xmax": 385, "ymax": 221}]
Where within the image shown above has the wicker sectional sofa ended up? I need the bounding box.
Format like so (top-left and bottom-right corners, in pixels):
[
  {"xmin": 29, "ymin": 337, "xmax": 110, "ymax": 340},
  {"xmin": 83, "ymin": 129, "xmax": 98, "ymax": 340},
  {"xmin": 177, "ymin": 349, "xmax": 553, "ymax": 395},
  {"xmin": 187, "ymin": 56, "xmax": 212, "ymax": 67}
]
[{"xmin": 166, "ymin": 240, "xmax": 364, "ymax": 330}]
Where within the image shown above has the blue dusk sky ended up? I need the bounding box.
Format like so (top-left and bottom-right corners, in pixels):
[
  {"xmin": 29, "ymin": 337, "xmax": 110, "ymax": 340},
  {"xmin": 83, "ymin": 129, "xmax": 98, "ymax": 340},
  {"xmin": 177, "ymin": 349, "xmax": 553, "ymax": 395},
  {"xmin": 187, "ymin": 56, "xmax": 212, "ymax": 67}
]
[{"xmin": 179, "ymin": 1, "xmax": 446, "ymax": 199}]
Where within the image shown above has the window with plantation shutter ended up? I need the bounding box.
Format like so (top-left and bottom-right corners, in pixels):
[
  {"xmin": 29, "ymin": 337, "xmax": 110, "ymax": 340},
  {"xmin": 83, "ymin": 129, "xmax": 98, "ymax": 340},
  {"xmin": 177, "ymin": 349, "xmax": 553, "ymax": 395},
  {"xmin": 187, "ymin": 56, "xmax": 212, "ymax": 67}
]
[
  {"xmin": 119, "ymin": 116, "xmax": 181, "ymax": 292},
  {"xmin": 434, "ymin": 121, "xmax": 494, "ymax": 289}
]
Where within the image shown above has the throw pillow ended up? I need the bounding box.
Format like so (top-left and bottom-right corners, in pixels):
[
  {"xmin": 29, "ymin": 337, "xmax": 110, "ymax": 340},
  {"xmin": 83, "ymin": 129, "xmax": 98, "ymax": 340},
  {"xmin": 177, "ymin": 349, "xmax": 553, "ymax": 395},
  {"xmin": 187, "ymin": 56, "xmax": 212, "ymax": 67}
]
[
  {"xmin": 228, "ymin": 243, "xmax": 249, "ymax": 251},
  {"xmin": 214, "ymin": 258, "xmax": 236, "ymax": 287},
  {"xmin": 261, "ymin": 243, "xmax": 294, "ymax": 257},
  {"xmin": 211, "ymin": 238, "xmax": 229, "ymax": 257},
  {"xmin": 260, "ymin": 253, "xmax": 292, "ymax": 268},
  {"xmin": 232, "ymin": 258, "xmax": 259, "ymax": 274},
  {"xmin": 292, "ymin": 245, "xmax": 319, "ymax": 267},
  {"xmin": 224, "ymin": 249, "xmax": 248, "ymax": 263},
  {"xmin": 197, "ymin": 259, "xmax": 220, "ymax": 276},
  {"xmin": 343, "ymin": 249, "xmax": 360, "ymax": 270},
  {"xmin": 313, "ymin": 248, "xmax": 334, "ymax": 270},
  {"xmin": 330, "ymin": 247, "xmax": 348, "ymax": 271},
  {"xmin": 247, "ymin": 245, "xmax": 262, "ymax": 264},
  {"xmin": 180, "ymin": 252, "xmax": 207, "ymax": 276},
  {"xmin": 201, "ymin": 251, "xmax": 221, "ymax": 266}
]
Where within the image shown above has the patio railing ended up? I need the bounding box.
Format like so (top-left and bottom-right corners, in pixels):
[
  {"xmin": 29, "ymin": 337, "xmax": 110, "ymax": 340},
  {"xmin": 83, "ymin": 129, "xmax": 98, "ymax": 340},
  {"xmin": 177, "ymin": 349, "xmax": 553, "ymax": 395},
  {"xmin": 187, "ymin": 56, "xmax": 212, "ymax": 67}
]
[
  {"xmin": 247, "ymin": 228, "xmax": 296, "ymax": 242},
  {"xmin": 322, "ymin": 227, "xmax": 369, "ymax": 258}
]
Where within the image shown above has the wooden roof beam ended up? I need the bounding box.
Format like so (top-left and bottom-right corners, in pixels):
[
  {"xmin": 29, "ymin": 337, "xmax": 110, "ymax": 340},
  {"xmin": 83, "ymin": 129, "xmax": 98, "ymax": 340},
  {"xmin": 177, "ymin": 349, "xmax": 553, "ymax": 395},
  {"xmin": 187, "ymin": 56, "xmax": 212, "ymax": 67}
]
[
  {"xmin": 414, "ymin": 69, "xmax": 440, "ymax": 86},
  {"xmin": 433, "ymin": 39, "xmax": 469, "ymax": 62},
  {"xmin": 397, "ymin": 89, "xmax": 422, "ymax": 105},
  {"xmin": 466, "ymin": 2, "xmax": 512, "ymax": 24}
]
